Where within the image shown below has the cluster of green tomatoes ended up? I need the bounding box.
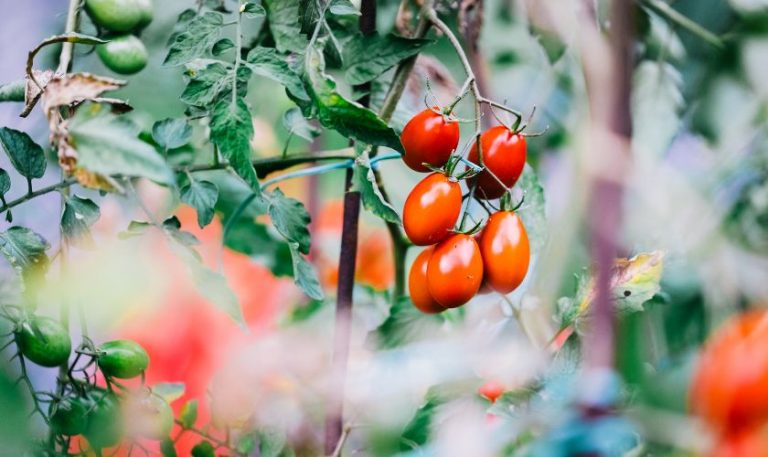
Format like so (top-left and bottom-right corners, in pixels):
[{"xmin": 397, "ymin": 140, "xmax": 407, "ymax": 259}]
[
  {"xmin": 9, "ymin": 312, "xmax": 171, "ymax": 451},
  {"xmin": 400, "ymin": 106, "xmax": 532, "ymax": 314},
  {"xmin": 85, "ymin": 0, "xmax": 154, "ymax": 75}
]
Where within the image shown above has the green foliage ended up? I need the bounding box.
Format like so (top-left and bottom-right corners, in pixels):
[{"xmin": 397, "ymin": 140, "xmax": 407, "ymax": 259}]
[
  {"xmin": 352, "ymin": 149, "xmax": 401, "ymax": 224},
  {"xmin": 210, "ymin": 97, "xmax": 261, "ymax": 192},
  {"xmin": 181, "ymin": 63, "xmax": 251, "ymax": 107},
  {"xmin": 367, "ymin": 297, "xmax": 441, "ymax": 349},
  {"xmin": 282, "ymin": 107, "xmax": 321, "ymax": 141},
  {"xmin": 68, "ymin": 107, "xmax": 173, "ymax": 184},
  {"xmin": 264, "ymin": 188, "xmax": 311, "ymax": 255},
  {"xmin": 164, "ymin": 12, "xmax": 223, "ymax": 66},
  {"xmin": 179, "ymin": 399, "xmax": 198, "ymax": 429},
  {"xmin": 632, "ymin": 61, "xmax": 684, "ymax": 157},
  {"xmin": 246, "ymin": 47, "xmax": 310, "ymax": 101},
  {"xmin": 152, "ymin": 118, "xmax": 192, "ymax": 150},
  {"xmin": 0, "ymin": 127, "xmax": 46, "ymax": 180},
  {"xmin": 152, "ymin": 382, "xmax": 185, "ymax": 403},
  {"xmin": 288, "ymin": 242, "xmax": 324, "ymax": 300},
  {"xmin": 264, "ymin": 0, "xmax": 308, "ymax": 53},
  {"xmin": 191, "ymin": 441, "xmax": 216, "ymax": 457},
  {"xmin": 60, "ymin": 195, "xmax": 101, "ymax": 246},
  {"xmin": 0, "ymin": 226, "xmax": 49, "ymax": 280},
  {"xmin": 181, "ymin": 179, "xmax": 219, "ymax": 228},
  {"xmin": 517, "ymin": 164, "xmax": 546, "ymax": 253},
  {"xmin": 344, "ymin": 33, "xmax": 432, "ymax": 85},
  {"xmin": 304, "ymin": 46, "xmax": 403, "ymax": 152}
]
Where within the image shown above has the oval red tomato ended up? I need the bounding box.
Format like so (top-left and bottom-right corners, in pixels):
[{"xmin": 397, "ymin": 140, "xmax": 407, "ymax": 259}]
[
  {"xmin": 427, "ymin": 234, "xmax": 483, "ymax": 308},
  {"xmin": 409, "ymin": 247, "xmax": 444, "ymax": 314},
  {"xmin": 478, "ymin": 211, "xmax": 530, "ymax": 294},
  {"xmin": 690, "ymin": 310, "xmax": 768, "ymax": 433},
  {"xmin": 468, "ymin": 126, "xmax": 526, "ymax": 200},
  {"xmin": 403, "ymin": 173, "xmax": 462, "ymax": 246},
  {"xmin": 479, "ymin": 381, "xmax": 505, "ymax": 403},
  {"xmin": 401, "ymin": 108, "xmax": 460, "ymax": 172}
]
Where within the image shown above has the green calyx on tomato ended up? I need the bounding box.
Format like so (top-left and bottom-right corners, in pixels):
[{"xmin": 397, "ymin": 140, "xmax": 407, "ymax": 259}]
[
  {"xmin": 15, "ymin": 316, "xmax": 72, "ymax": 368},
  {"xmin": 50, "ymin": 395, "xmax": 90, "ymax": 436},
  {"xmin": 85, "ymin": 0, "xmax": 151, "ymax": 32},
  {"xmin": 403, "ymin": 172, "xmax": 462, "ymax": 246},
  {"xmin": 97, "ymin": 339, "xmax": 149, "ymax": 379},
  {"xmin": 97, "ymin": 34, "xmax": 148, "ymax": 75}
]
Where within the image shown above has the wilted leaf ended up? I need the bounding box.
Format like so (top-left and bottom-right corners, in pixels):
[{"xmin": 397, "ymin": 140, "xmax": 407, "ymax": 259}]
[
  {"xmin": 152, "ymin": 118, "xmax": 192, "ymax": 150},
  {"xmin": 305, "ymin": 46, "xmax": 403, "ymax": 152},
  {"xmin": 210, "ymin": 97, "xmax": 260, "ymax": 192},
  {"xmin": 164, "ymin": 12, "xmax": 223, "ymax": 66},
  {"xmin": 41, "ymin": 73, "xmax": 125, "ymax": 114},
  {"xmin": 181, "ymin": 180, "xmax": 219, "ymax": 228},
  {"xmin": 352, "ymin": 149, "xmax": 400, "ymax": 224},
  {"xmin": 344, "ymin": 33, "xmax": 432, "ymax": 86},
  {"xmin": 22, "ymin": 69, "xmax": 54, "ymax": 117},
  {"xmin": 0, "ymin": 127, "xmax": 46, "ymax": 180}
]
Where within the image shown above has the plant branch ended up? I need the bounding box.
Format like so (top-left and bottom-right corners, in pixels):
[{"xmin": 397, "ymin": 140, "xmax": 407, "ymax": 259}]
[
  {"xmin": 57, "ymin": 0, "xmax": 82, "ymax": 73},
  {"xmin": 639, "ymin": 0, "xmax": 723, "ymax": 48},
  {"xmin": 232, "ymin": 0, "xmax": 243, "ymax": 106}
]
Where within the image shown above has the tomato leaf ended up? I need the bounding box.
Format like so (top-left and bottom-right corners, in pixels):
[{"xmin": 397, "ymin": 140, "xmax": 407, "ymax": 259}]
[
  {"xmin": 191, "ymin": 441, "xmax": 215, "ymax": 457},
  {"xmin": 352, "ymin": 148, "xmax": 401, "ymax": 224},
  {"xmin": 152, "ymin": 382, "xmax": 185, "ymax": 403},
  {"xmin": 210, "ymin": 97, "xmax": 261, "ymax": 193},
  {"xmin": 212, "ymin": 38, "xmax": 235, "ymax": 56},
  {"xmin": 223, "ymin": 217, "xmax": 293, "ymax": 277},
  {"xmin": 164, "ymin": 12, "xmax": 223, "ymax": 66},
  {"xmin": 305, "ymin": 46, "xmax": 403, "ymax": 152},
  {"xmin": 282, "ymin": 107, "xmax": 320, "ymax": 141},
  {"xmin": 329, "ymin": 0, "xmax": 360, "ymax": 16},
  {"xmin": 179, "ymin": 399, "xmax": 198, "ymax": 429},
  {"xmin": 0, "ymin": 79, "xmax": 25, "ymax": 103},
  {"xmin": 264, "ymin": 0, "xmax": 309, "ymax": 53},
  {"xmin": 245, "ymin": 47, "xmax": 310, "ymax": 101},
  {"xmin": 243, "ymin": 3, "xmax": 266, "ymax": 18},
  {"xmin": 181, "ymin": 62, "xmax": 251, "ymax": 107},
  {"xmin": 61, "ymin": 196, "xmax": 100, "ymax": 246},
  {"xmin": 152, "ymin": 118, "xmax": 192, "ymax": 150},
  {"xmin": 265, "ymin": 189, "xmax": 311, "ymax": 255},
  {"xmin": 0, "ymin": 226, "xmax": 49, "ymax": 285},
  {"xmin": 517, "ymin": 164, "xmax": 547, "ymax": 253},
  {"xmin": 366, "ymin": 297, "xmax": 442, "ymax": 349},
  {"xmin": 68, "ymin": 108, "xmax": 173, "ymax": 185},
  {"xmin": 0, "ymin": 169, "xmax": 10, "ymax": 197},
  {"xmin": 181, "ymin": 180, "xmax": 219, "ymax": 228},
  {"xmin": 344, "ymin": 33, "xmax": 432, "ymax": 85},
  {"xmin": 288, "ymin": 242, "xmax": 324, "ymax": 300},
  {"xmin": 0, "ymin": 127, "xmax": 46, "ymax": 180}
]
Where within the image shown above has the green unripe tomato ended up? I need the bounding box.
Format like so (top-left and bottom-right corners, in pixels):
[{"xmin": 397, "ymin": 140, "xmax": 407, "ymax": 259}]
[
  {"xmin": 97, "ymin": 339, "xmax": 149, "ymax": 379},
  {"xmin": 15, "ymin": 316, "xmax": 71, "ymax": 368},
  {"xmin": 50, "ymin": 396, "xmax": 90, "ymax": 436},
  {"xmin": 125, "ymin": 393, "xmax": 174, "ymax": 440},
  {"xmin": 85, "ymin": 393, "xmax": 123, "ymax": 449},
  {"xmin": 134, "ymin": 0, "xmax": 154, "ymax": 29},
  {"xmin": 85, "ymin": 0, "xmax": 143, "ymax": 32},
  {"xmin": 97, "ymin": 35, "xmax": 148, "ymax": 75}
]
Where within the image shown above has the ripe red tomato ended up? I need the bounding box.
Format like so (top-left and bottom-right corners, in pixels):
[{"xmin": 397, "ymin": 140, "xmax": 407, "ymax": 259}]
[
  {"xmin": 403, "ymin": 173, "xmax": 462, "ymax": 246},
  {"xmin": 427, "ymin": 234, "xmax": 483, "ymax": 308},
  {"xmin": 409, "ymin": 247, "xmax": 444, "ymax": 314},
  {"xmin": 478, "ymin": 211, "xmax": 530, "ymax": 294},
  {"xmin": 479, "ymin": 381, "xmax": 505, "ymax": 403},
  {"xmin": 690, "ymin": 310, "xmax": 768, "ymax": 433},
  {"xmin": 468, "ymin": 126, "xmax": 527, "ymax": 200},
  {"xmin": 401, "ymin": 108, "xmax": 460, "ymax": 172},
  {"xmin": 711, "ymin": 425, "xmax": 768, "ymax": 457}
]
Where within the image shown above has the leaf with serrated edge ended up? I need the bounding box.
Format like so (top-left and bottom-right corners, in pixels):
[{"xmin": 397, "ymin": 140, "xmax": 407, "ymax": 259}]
[
  {"xmin": 0, "ymin": 127, "xmax": 46, "ymax": 179},
  {"xmin": 246, "ymin": 47, "xmax": 310, "ymax": 101},
  {"xmin": 288, "ymin": 242, "xmax": 323, "ymax": 300},
  {"xmin": 352, "ymin": 149, "xmax": 400, "ymax": 224},
  {"xmin": 164, "ymin": 12, "xmax": 223, "ymax": 66},
  {"xmin": 344, "ymin": 33, "xmax": 432, "ymax": 85},
  {"xmin": 266, "ymin": 189, "xmax": 311, "ymax": 254},
  {"xmin": 264, "ymin": 0, "xmax": 308, "ymax": 53},
  {"xmin": 181, "ymin": 63, "xmax": 251, "ymax": 107},
  {"xmin": 181, "ymin": 180, "xmax": 219, "ymax": 228},
  {"xmin": 210, "ymin": 97, "xmax": 260, "ymax": 192},
  {"xmin": 152, "ymin": 118, "xmax": 192, "ymax": 150}
]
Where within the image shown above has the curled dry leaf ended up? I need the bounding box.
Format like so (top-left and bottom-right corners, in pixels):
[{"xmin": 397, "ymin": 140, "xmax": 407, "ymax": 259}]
[
  {"xmin": 72, "ymin": 168, "xmax": 121, "ymax": 192},
  {"xmin": 406, "ymin": 55, "xmax": 460, "ymax": 107},
  {"xmin": 41, "ymin": 72, "xmax": 126, "ymax": 113},
  {"xmin": 21, "ymin": 69, "xmax": 54, "ymax": 118}
]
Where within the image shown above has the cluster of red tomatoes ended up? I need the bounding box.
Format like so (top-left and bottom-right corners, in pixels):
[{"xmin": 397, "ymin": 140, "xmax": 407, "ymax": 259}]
[{"xmin": 399, "ymin": 107, "xmax": 532, "ymax": 314}]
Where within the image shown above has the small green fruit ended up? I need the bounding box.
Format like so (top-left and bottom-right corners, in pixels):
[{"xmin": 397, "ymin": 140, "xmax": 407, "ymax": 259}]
[
  {"xmin": 15, "ymin": 316, "xmax": 71, "ymax": 368},
  {"xmin": 97, "ymin": 339, "xmax": 149, "ymax": 379},
  {"xmin": 85, "ymin": 0, "xmax": 144, "ymax": 32},
  {"xmin": 97, "ymin": 35, "xmax": 148, "ymax": 75}
]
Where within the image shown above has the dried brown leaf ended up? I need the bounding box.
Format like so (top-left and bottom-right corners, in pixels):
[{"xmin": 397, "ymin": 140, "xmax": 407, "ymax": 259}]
[
  {"xmin": 41, "ymin": 73, "xmax": 126, "ymax": 114},
  {"xmin": 21, "ymin": 69, "xmax": 55, "ymax": 118}
]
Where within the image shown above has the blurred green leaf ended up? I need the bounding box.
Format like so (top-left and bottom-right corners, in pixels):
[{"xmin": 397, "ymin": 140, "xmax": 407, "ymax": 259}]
[
  {"xmin": 181, "ymin": 180, "xmax": 219, "ymax": 228},
  {"xmin": 282, "ymin": 107, "xmax": 320, "ymax": 141},
  {"xmin": 191, "ymin": 441, "xmax": 215, "ymax": 457},
  {"xmin": 0, "ymin": 80, "xmax": 24, "ymax": 103},
  {"xmin": 0, "ymin": 168, "xmax": 10, "ymax": 196},
  {"xmin": 288, "ymin": 242, "xmax": 324, "ymax": 300},
  {"xmin": 0, "ymin": 226, "xmax": 49, "ymax": 278},
  {"xmin": 152, "ymin": 382, "xmax": 185, "ymax": 403},
  {"xmin": 246, "ymin": 47, "xmax": 310, "ymax": 101},
  {"xmin": 264, "ymin": 0, "xmax": 309, "ymax": 53},
  {"xmin": 223, "ymin": 217, "xmax": 293, "ymax": 277},
  {"xmin": 212, "ymin": 38, "xmax": 235, "ymax": 56},
  {"xmin": 329, "ymin": 0, "xmax": 360, "ymax": 15},
  {"xmin": 259, "ymin": 428, "xmax": 287, "ymax": 457},
  {"xmin": 305, "ymin": 46, "xmax": 403, "ymax": 152},
  {"xmin": 160, "ymin": 438, "xmax": 177, "ymax": 457},
  {"xmin": 632, "ymin": 61, "xmax": 683, "ymax": 157},
  {"xmin": 343, "ymin": 33, "xmax": 431, "ymax": 85},
  {"xmin": 61, "ymin": 196, "xmax": 100, "ymax": 246},
  {"xmin": 210, "ymin": 97, "xmax": 261, "ymax": 192},
  {"xmin": 164, "ymin": 12, "xmax": 223, "ymax": 66},
  {"xmin": 518, "ymin": 164, "xmax": 547, "ymax": 253},
  {"xmin": 0, "ymin": 127, "xmax": 46, "ymax": 180},
  {"xmin": 367, "ymin": 297, "xmax": 441, "ymax": 349},
  {"xmin": 68, "ymin": 108, "xmax": 173, "ymax": 184},
  {"xmin": 152, "ymin": 118, "xmax": 192, "ymax": 150},
  {"xmin": 179, "ymin": 399, "xmax": 198, "ymax": 429}
]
